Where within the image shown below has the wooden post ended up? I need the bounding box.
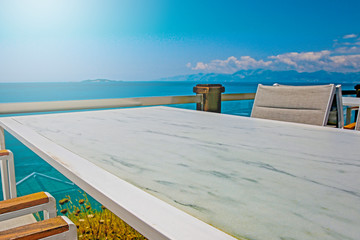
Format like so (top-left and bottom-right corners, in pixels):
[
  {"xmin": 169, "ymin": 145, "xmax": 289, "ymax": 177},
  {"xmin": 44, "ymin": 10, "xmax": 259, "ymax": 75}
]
[{"xmin": 193, "ymin": 84, "xmax": 225, "ymax": 113}]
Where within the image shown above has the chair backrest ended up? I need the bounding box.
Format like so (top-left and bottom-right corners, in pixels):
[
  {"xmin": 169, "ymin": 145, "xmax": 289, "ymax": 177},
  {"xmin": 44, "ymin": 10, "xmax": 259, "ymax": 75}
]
[{"xmin": 251, "ymin": 84, "xmax": 335, "ymax": 126}]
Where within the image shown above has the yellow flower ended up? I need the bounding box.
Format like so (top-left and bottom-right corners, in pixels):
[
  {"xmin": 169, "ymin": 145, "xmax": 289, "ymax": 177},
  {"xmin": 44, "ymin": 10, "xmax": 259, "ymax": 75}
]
[
  {"xmin": 60, "ymin": 209, "xmax": 68, "ymax": 214},
  {"xmin": 59, "ymin": 198, "xmax": 69, "ymax": 205},
  {"xmin": 79, "ymin": 199, "xmax": 85, "ymax": 204}
]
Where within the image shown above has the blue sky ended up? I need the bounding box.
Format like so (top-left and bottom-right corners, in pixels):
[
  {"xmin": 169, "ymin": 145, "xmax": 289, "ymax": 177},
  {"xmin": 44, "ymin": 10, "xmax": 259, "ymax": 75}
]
[{"xmin": 0, "ymin": 0, "xmax": 359, "ymax": 82}]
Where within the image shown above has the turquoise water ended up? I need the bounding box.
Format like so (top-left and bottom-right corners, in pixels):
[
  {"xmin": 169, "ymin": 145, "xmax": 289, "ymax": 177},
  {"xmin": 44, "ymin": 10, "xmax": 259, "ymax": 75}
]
[{"xmin": 0, "ymin": 81, "xmax": 356, "ymax": 206}]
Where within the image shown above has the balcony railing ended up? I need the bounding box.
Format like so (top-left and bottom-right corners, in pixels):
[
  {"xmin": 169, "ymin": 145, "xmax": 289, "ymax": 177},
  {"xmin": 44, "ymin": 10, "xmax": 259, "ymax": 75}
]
[{"xmin": 0, "ymin": 84, "xmax": 358, "ymax": 115}]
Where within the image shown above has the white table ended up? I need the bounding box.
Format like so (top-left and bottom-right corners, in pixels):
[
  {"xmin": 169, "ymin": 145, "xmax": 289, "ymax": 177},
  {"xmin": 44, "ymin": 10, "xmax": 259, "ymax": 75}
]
[{"xmin": 1, "ymin": 106, "xmax": 359, "ymax": 240}]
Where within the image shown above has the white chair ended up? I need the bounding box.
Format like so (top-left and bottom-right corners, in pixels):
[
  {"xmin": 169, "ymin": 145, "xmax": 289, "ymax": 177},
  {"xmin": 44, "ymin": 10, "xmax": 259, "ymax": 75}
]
[
  {"xmin": 0, "ymin": 192, "xmax": 77, "ymax": 239},
  {"xmin": 251, "ymin": 84, "xmax": 336, "ymax": 126},
  {"xmin": 344, "ymin": 110, "xmax": 360, "ymax": 131},
  {"xmin": 1, "ymin": 149, "xmax": 77, "ymax": 239},
  {"xmin": 343, "ymin": 96, "xmax": 360, "ymax": 131}
]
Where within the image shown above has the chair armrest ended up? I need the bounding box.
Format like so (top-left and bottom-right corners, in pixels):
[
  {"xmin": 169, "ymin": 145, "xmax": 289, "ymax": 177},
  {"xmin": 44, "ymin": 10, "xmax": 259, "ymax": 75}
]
[
  {"xmin": 0, "ymin": 192, "xmax": 56, "ymax": 221},
  {"xmin": 0, "ymin": 192, "xmax": 49, "ymax": 214},
  {"xmin": 0, "ymin": 150, "xmax": 10, "ymax": 156},
  {"xmin": 0, "ymin": 216, "xmax": 77, "ymax": 240}
]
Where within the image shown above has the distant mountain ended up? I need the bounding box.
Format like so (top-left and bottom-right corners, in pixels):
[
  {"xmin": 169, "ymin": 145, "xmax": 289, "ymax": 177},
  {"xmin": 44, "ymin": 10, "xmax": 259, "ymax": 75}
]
[
  {"xmin": 82, "ymin": 79, "xmax": 122, "ymax": 83},
  {"xmin": 154, "ymin": 70, "xmax": 360, "ymax": 85}
]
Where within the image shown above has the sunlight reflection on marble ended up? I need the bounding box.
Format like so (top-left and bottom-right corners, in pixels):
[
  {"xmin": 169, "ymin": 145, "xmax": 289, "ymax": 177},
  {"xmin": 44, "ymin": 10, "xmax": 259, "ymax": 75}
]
[{"xmin": 13, "ymin": 107, "xmax": 360, "ymax": 240}]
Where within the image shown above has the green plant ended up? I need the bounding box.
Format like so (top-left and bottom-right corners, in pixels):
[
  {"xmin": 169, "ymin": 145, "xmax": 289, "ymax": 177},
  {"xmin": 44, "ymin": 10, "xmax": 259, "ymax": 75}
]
[{"xmin": 58, "ymin": 193, "xmax": 147, "ymax": 240}]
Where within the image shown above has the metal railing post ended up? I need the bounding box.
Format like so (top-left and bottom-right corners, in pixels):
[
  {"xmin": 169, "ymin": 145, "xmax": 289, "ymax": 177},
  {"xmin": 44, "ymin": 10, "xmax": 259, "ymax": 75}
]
[
  {"xmin": 354, "ymin": 84, "xmax": 360, "ymax": 121},
  {"xmin": 193, "ymin": 84, "xmax": 225, "ymax": 113},
  {"xmin": 355, "ymin": 84, "xmax": 360, "ymax": 98}
]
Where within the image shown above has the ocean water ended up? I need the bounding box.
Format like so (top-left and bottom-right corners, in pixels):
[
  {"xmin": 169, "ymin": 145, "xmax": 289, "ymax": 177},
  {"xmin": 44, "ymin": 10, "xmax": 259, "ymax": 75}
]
[{"xmin": 0, "ymin": 81, "xmax": 356, "ymax": 206}]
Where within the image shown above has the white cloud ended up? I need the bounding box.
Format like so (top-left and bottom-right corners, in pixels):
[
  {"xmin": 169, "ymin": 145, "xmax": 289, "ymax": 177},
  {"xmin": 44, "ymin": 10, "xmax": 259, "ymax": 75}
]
[
  {"xmin": 188, "ymin": 49, "xmax": 360, "ymax": 73},
  {"xmin": 190, "ymin": 56, "xmax": 272, "ymax": 73},
  {"xmin": 343, "ymin": 34, "xmax": 358, "ymax": 39},
  {"xmin": 267, "ymin": 51, "xmax": 329, "ymax": 72},
  {"xmin": 270, "ymin": 51, "xmax": 331, "ymax": 63},
  {"xmin": 329, "ymin": 55, "xmax": 360, "ymax": 70},
  {"xmin": 188, "ymin": 35, "xmax": 360, "ymax": 73},
  {"xmin": 333, "ymin": 46, "xmax": 360, "ymax": 54}
]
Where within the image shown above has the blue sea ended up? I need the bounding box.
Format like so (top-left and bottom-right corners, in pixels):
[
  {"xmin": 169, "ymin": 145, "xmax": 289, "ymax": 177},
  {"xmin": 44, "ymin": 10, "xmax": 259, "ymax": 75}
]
[{"xmin": 0, "ymin": 81, "xmax": 357, "ymax": 206}]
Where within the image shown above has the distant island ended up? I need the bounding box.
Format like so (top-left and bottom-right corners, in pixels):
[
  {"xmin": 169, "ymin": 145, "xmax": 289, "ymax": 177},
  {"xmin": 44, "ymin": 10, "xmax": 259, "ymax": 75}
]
[
  {"xmin": 82, "ymin": 79, "xmax": 123, "ymax": 83},
  {"xmin": 153, "ymin": 69, "xmax": 360, "ymax": 85},
  {"xmin": 81, "ymin": 70, "xmax": 360, "ymax": 85}
]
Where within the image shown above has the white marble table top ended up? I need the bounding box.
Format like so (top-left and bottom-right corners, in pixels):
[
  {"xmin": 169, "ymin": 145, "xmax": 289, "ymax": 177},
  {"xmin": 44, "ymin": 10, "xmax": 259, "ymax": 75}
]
[
  {"xmin": 343, "ymin": 97, "xmax": 360, "ymax": 107},
  {"xmin": 1, "ymin": 106, "xmax": 360, "ymax": 240}
]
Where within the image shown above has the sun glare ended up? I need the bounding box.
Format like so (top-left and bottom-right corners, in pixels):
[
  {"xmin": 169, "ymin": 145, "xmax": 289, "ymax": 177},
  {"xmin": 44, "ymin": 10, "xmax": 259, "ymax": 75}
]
[{"xmin": 2, "ymin": 0, "xmax": 77, "ymax": 36}]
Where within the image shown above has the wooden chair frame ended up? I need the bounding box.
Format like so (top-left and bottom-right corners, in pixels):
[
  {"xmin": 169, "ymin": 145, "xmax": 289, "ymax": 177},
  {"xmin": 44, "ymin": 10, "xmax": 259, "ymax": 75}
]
[
  {"xmin": 0, "ymin": 192, "xmax": 76, "ymax": 239},
  {"xmin": 0, "ymin": 192, "xmax": 56, "ymax": 222},
  {"xmin": 0, "ymin": 216, "xmax": 77, "ymax": 240}
]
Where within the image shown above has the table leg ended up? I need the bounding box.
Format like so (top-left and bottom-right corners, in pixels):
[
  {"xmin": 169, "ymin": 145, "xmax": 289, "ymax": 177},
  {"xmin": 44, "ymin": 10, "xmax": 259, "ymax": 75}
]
[{"xmin": 0, "ymin": 127, "xmax": 5, "ymax": 150}]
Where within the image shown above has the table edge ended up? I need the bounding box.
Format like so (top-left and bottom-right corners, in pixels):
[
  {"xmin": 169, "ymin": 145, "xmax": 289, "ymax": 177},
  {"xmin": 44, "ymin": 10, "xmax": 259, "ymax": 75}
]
[{"xmin": 0, "ymin": 117, "xmax": 238, "ymax": 240}]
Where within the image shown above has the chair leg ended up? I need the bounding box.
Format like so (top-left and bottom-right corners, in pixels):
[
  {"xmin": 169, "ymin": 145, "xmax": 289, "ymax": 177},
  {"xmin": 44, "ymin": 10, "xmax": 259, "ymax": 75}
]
[
  {"xmin": 43, "ymin": 192, "xmax": 57, "ymax": 219},
  {"xmin": 335, "ymin": 85, "xmax": 344, "ymax": 128},
  {"xmin": 62, "ymin": 216, "xmax": 78, "ymax": 240}
]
